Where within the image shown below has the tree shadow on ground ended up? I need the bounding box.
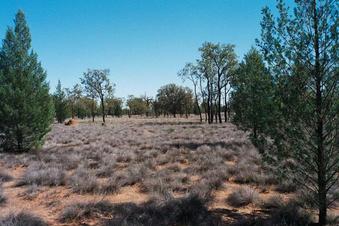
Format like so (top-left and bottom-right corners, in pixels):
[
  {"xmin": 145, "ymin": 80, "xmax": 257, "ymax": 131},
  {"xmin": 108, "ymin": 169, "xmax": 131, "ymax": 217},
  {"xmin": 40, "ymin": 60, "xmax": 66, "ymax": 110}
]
[{"xmin": 169, "ymin": 140, "xmax": 249, "ymax": 151}]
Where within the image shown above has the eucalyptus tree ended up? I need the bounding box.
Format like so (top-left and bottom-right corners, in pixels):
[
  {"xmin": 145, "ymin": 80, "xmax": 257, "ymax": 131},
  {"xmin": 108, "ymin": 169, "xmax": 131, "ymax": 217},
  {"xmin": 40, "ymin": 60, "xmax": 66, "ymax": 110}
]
[
  {"xmin": 156, "ymin": 84, "xmax": 193, "ymax": 118},
  {"xmin": 178, "ymin": 63, "xmax": 202, "ymax": 122},
  {"xmin": 0, "ymin": 10, "xmax": 53, "ymax": 152},
  {"xmin": 81, "ymin": 69, "xmax": 114, "ymax": 123},
  {"xmin": 198, "ymin": 42, "xmax": 237, "ymax": 123},
  {"xmin": 65, "ymin": 84, "xmax": 82, "ymax": 119},
  {"xmin": 258, "ymin": 0, "xmax": 338, "ymax": 224}
]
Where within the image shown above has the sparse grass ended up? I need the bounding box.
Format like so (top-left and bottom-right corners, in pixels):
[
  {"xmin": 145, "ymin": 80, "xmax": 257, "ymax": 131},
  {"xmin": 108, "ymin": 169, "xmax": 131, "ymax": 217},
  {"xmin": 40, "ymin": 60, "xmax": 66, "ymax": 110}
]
[
  {"xmin": 59, "ymin": 194, "xmax": 221, "ymax": 226},
  {"xmin": 20, "ymin": 184, "xmax": 41, "ymax": 200},
  {"xmin": 0, "ymin": 212, "xmax": 48, "ymax": 226},
  {"xmin": 226, "ymin": 187, "xmax": 259, "ymax": 207},
  {"xmin": 68, "ymin": 166, "xmax": 99, "ymax": 194},
  {"xmin": 275, "ymin": 180, "xmax": 297, "ymax": 193},
  {"xmin": 259, "ymin": 195, "xmax": 284, "ymax": 209},
  {"xmin": 0, "ymin": 171, "xmax": 12, "ymax": 182},
  {"xmin": 0, "ymin": 184, "xmax": 6, "ymax": 205},
  {"xmin": 59, "ymin": 200, "xmax": 115, "ymax": 223},
  {"xmin": 0, "ymin": 117, "xmax": 334, "ymax": 225},
  {"xmin": 16, "ymin": 162, "xmax": 65, "ymax": 187}
]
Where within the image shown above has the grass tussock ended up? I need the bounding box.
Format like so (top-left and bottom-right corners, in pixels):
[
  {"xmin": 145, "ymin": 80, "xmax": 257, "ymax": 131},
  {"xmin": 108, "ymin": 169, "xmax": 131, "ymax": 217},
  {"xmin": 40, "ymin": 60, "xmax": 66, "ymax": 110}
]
[
  {"xmin": 59, "ymin": 194, "xmax": 222, "ymax": 226},
  {"xmin": 0, "ymin": 212, "xmax": 48, "ymax": 226},
  {"xmin": 226, "ymin": 187, "xmax": 259, "ymax": 207}
]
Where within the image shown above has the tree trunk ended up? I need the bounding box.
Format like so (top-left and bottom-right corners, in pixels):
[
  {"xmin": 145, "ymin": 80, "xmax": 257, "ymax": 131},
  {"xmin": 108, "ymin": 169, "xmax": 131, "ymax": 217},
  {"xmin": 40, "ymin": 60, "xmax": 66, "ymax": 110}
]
[
  {"xmin": 101, "ymin": 97, "xmax": 105, "ymax": 123},
  {"xmin": 194, "ymin": 84, "xmax": 202, "ymax": 122},
  {"xmin": 71, "ymin": 104, "xmax": 75, "ymax": 119},
  {"xmin": 217, "ymin": 75, "xmax": 222, "ymax": 123},
  {"xmin": 224, "ymin": 86, "xmax": 228, "ymax": 122},
  {"xmin": 207, "ymin": 80, "xmax": 211, "ymax": 124},
  {"xmin": 312, "ymin": 1, "xmax": 326, "ymax": 225}
]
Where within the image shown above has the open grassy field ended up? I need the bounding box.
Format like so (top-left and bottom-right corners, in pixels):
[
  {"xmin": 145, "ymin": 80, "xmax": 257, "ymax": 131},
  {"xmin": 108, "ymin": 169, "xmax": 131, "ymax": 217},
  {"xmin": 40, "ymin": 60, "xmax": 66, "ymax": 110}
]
[{"xmin": 0, "ymin": 117, "xmax": 337, "ymax": 225}]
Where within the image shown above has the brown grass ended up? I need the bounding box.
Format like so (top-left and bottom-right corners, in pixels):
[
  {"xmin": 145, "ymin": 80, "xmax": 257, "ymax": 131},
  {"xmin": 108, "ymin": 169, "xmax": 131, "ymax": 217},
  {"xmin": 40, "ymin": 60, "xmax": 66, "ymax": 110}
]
[{"xmin": 0, "ymin": 116, "xmax": 337, "ymax": 225}]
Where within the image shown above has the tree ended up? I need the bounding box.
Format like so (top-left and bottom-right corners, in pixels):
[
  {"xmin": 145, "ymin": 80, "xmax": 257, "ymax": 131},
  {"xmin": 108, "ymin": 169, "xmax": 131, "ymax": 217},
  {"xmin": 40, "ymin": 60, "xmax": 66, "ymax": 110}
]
[
  {"xmin": 126, "ymin": 95, "xmax": 148, "ymax": 116},
  {"xmin": 0, "ymin": 10, "xmax": 54, "ymax": 152},
  {"xmin": 53, "ymin": 80, "xmax": 69, "ymax": 123},
  {"xmin": 178, "ymin": 63, "xmax": 202, "ymax": 122},
  {"xmin": 199, "ymin": 42, "xmax": 237, "ymax": 123},
  {"xmin": 106, "ymin": 97, "xmax": 123, "ymax": 117},
  {"xmin": 156, "ymin": 84, "xmax": 193, "ymax": 118},
  {"xmin": 81, "ymin": 69, "xmax": 114, "ymax": 123},
  {"xmin": 258, "ymin": 0, "xmax": 338, "ymax": 224},
  {"xmin": 231, "ymin": 48, "xmax": 276, "ymax": 149},
  {"xmin": 65, "ymin": 84, "xmax": 82, "ymax": 119}
]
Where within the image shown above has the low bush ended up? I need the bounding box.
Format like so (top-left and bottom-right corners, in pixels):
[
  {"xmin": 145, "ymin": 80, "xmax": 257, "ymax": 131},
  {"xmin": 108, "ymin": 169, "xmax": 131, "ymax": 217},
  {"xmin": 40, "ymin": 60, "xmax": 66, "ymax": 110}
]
[
  {"xmin": 0, "ymin": 185, "xmax": 6, "ymax": 205},
  {"xmin": 259, "ymin": 195, "xmax": 283, "ymax": 209},
  {"xmin": 275, "ymin": 180, "xmax": 297, "ymax": 193},
  {"xmin": 68, "ymin": 166, "xmax": 99, "ymax": 194},
  {"xmin": 16, "ymin": 163, "xmax": 65, "ymax": 186},
  {"xmin": 59, "ymin": 200, "xmax": 115, "ymax": 223},
  {"xmin": 0, "ymin": 171, "xmax": 12, "ymax": 182},
  {"xmin": 20, "ymin": 184, "xmax": 41, "ymax": 200},
  {"xmin": 0, "ymin": 212, "xmax": 48, "ymax": 226},
  {"xmin": 226, "ymin": 187, "xmax": 259, "ymax": 207}
]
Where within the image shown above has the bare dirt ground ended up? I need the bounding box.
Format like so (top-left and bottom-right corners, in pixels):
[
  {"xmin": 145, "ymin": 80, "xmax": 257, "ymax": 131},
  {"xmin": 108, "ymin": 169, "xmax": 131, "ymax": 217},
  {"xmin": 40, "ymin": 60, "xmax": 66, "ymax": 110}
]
[{"xmin": 0, "ymin": 117, "xmax": 337, "ymax": 225}]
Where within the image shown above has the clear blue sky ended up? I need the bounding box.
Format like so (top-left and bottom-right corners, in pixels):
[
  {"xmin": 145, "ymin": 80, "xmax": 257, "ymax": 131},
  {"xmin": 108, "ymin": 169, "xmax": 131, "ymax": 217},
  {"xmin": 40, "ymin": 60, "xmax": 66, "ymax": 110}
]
[{"xmin": 0, "ymin": 0, "xmax": 292, "ymax": 98}]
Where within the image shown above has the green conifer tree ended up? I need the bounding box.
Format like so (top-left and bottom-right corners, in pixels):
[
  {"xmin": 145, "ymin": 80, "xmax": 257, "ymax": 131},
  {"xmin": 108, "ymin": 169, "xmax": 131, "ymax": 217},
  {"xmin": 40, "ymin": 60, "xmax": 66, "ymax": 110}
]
[
  {"xmin": 0, "ymin": 10, "xmax": 53, "ymax": 152},
  {"xmin": 53, "ymin": 80, "xmax": 68, "ymax": 123}
]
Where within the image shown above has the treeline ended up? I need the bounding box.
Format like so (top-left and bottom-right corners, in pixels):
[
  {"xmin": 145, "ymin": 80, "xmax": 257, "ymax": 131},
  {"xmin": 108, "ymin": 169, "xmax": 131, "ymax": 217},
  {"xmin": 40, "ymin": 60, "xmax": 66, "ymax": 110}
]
[{"xmin": 54, "ymin": 80, "xmax": 195, "ymax": 123}]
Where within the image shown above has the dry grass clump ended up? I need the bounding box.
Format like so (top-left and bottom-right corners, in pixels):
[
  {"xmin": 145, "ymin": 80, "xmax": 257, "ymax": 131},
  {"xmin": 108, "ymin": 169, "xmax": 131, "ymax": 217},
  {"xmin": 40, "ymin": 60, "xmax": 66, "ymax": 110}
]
[
  {"xmin": 0, "ymin": 212, "xmax": 48, "ymax": 226},
  {"xmin": 0, "ymin": 183, "xmax": 6, "ymax": 205},
  {"xmin": 226, "ymin": 187, "xmax": 259, "ymax": 207},
  {"xmin": 68, "ymin": 165, "xmax": 99, "ymax": 194},
  {"xmin": 0, "ymin": 117, "xmax": 304, "ymax": 225},
  {"xmin": 19, "ymin": 184, "xmax": 42, "ymax": 200},
  {"xmin": 16, "ymin": 162, "xmax": 65, "ymax": 187},
  {"xmin": 59, "ymin": 200, "xmax": 115, "ymax": 223},
  {"xmin": 0, "ymin": 171, "xmax": 12, "ymax": 182},
  {"xmin": 275, "ymin": 179, "xmax": 297, "ymax": 193},
  {"xmin": 259, "ymin": 195, "xmax": 284, "ymax": 209},
  {"xmin": 59, "ymin": 194, "xmax": 221, "ymax": 226}
]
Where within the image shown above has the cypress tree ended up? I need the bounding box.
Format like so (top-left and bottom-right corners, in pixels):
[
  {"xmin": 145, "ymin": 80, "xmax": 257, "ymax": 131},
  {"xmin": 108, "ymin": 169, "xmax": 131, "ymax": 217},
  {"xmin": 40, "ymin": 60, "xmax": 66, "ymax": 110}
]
[
  {"xmin": 0, "ymin": 10, "xmax": 53, "ymax": 152},
  {"xmin": 53, "ymin": 80, "xmax": 68, "ymax": 123}
]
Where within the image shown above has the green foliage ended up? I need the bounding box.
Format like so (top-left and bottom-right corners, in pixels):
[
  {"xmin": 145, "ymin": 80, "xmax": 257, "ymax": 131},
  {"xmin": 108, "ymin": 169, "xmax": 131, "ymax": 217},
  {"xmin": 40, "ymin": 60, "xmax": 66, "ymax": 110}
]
[
  {"xmin": 53, "ymin": 80, "xmax": 69, "ymax": 123},
  {"xmin": 81, "ymin": 69, "xmax": 114, "ymax": 123},
  {"xmin": 126, "ymin": 95, "xmax": 148, "ymax": 116},
  {"xmin": 257, "ymin": 0, "xmax": 338, "ymax": 224},
  {"xmin": 106, "ymin": 97, "xmax": 123, "ymax": 117},
  {"xmin": 156, "ymin": 84, "xmax": 194, "ymax": 117},
  {"xmin": 0, "ymin": 10, "xmax": 53, "ymax": 152},
  {"xmin": 231, "ymin": 48, "xmax": 276, "ymax": 150}
]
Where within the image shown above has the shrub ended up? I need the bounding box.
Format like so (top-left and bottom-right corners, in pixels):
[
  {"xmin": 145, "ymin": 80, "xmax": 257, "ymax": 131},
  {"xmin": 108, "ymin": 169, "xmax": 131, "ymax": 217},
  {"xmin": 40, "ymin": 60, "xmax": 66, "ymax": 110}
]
[
  {"xmin": 20, "ymin": 184, "xmax": 41, "ymax": 200},
  {"xmin": 0, "ymin": 212, "xmax": 48, "ymax": 226},
  {"xmin": 0, "ymin": 171, "xmax": 12, "ymax": 182},
  {"xmin": 0, "ymin": 185, "xmax": 6, "ymax": 205},
  {"xmin": 0, "ymin": 11, "xmax": 54, "ymax": 152},
  {"xmin": 104, "ymin": 194, "xmax": 221, "ymax": 226},
  {"xmin": 259, "ymin": 195, "xmax": 283, "ymax": 209},
  {"xmin": 59, "ymin": 200, "xmax": 115, "ymax": 223},
  {"xmin": 16, "ymin": 163, "xmax": 65, "ymax": 186},
  {"xmin": 268, "ymin": 202, "xmax": 311, "ymax": 226},
  {"xmin": 275, "ymin": 180, "xmax": 297, "ymax": 193},
  {"xmin": 226, "ymin": 187, "xmax": 259, "ymax": 207},
  {"xmin": 68, "ymin": 166, "xmax": 99, "ymax": 194}
]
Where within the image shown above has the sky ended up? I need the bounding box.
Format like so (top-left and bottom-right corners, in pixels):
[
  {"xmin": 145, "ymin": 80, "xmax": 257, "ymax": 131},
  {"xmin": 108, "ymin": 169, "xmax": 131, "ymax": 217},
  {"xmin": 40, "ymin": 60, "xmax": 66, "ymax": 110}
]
[{"xmin": 0, "ymin": 0, "xmax": 292, "ymax": 98}]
